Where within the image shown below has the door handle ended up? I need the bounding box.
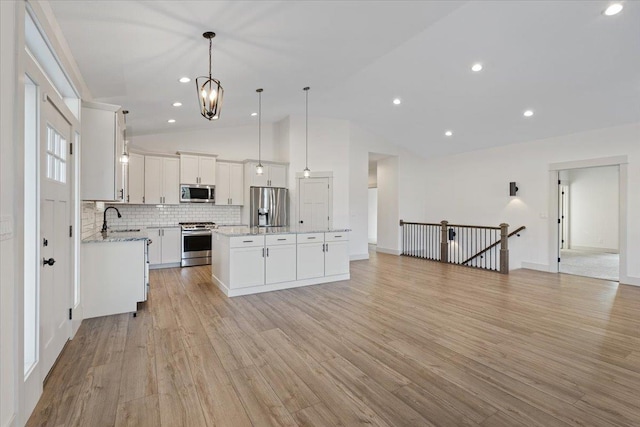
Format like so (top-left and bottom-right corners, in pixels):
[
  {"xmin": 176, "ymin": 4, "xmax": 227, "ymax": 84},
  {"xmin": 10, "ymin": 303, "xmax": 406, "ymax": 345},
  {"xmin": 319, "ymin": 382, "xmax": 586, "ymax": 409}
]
[
  {"xmin": 299, "ymin": 220, "xmax": 304, "ymax": 224},
  {"xmin": 43, "ymin": 258, "xmax": 56, "ymax": 266}
]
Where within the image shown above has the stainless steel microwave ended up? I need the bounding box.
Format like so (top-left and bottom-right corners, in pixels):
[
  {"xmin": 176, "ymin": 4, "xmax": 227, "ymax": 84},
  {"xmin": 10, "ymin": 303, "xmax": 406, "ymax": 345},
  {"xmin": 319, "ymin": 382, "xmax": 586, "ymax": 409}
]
[{"xmin": 180, "ymin": 184, "xmax": 215, "ymax": 203}]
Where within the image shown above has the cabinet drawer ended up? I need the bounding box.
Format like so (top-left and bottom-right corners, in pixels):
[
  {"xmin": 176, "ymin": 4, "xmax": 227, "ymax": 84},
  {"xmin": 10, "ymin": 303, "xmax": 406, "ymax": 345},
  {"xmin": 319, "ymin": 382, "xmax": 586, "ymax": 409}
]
[
  {"xmin": 297, "ymin": 233, "xmax": 325, "ymax": 243},
  {"xmin": 325, "ymin": 232, "xmax": 349, "ymax": 242},
  {"xmin": 230, "ymin": 235, "xmax": 265, "ymax": 248},
  {"xmin": 266, "ymin": 234, "xmax": 296, "ymax": 246}
]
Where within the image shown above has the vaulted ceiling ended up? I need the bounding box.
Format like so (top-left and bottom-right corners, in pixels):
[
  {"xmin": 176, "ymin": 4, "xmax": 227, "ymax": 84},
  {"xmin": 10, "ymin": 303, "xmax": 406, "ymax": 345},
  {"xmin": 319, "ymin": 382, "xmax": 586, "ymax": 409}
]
[{"xmin": 50, "ymin": 0, "xmax": 640, "ymax": 158}]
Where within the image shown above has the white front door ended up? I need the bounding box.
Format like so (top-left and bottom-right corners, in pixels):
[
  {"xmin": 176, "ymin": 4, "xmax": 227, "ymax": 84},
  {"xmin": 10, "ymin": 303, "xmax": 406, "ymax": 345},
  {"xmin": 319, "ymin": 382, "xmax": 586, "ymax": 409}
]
[
  {"xmin": 40, "ymin": 99, "xmax": 72, "ymax": 376},
  {"xmin": 299, "ymin": 177, "xmax": 329, "ymax": 230}
]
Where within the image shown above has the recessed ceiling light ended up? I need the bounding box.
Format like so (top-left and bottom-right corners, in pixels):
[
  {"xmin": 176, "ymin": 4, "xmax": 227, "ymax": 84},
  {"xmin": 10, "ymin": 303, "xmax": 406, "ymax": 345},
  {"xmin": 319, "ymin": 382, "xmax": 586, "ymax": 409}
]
[
  {"xmin": 523, "ymin": 110, "xmax": 534, "ymax": 117},
  {"xmin": 251, "ymin": 112, "xmax": 258, "ymax": 117},
  {"xmin": 167, "ymin": 119, "xmax": 176, "ymax": 123},
  {"xmin": 178, "ymin": 77, "xmax": 191, "ymax": 83},
  {"xmin": 172, "ymin": 102, "xmax": 182, "ymax": 107},
  {"xmin": 471, "ymin": 63, "xmax": 483, "ymax": 72},
  {"xmin": 393, "ymin": 98, "xmax": 401, "ymax": 105},
  {"xmin": 604, "ymin": 3, "xmax": 623, "ymax": 16},
  {"xmin": 445, "ymin": 130, "xmax": 453, "ymax": 137}
]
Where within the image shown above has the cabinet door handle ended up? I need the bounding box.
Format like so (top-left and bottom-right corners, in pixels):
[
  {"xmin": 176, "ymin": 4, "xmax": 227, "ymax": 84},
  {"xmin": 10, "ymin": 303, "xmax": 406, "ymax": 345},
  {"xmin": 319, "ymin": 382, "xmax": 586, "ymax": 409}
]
[
  {"xmin": 158, "ymin": 229, "xmax": 161, "ymax": 236},
  {"xmin": 243, "ymin": 240, "xmax": 254, "ymax": 243},
  {"xmin": 266, "ymin": 248, "xmax": 269, "ymax": 257},
  {"xmin": 326, "ymin": 243, "xmax": 329, "ymax": 252},
  {"xmin": 277, "ymin": 238, "xmax": 286, "ymax": 241},
  {"xmin": 322, "ymin": 243, "xmax": 325, "ymax": 252},
  {"xmin": 262, "ymin": 248, "xmax": 265, "ymax": 257}
]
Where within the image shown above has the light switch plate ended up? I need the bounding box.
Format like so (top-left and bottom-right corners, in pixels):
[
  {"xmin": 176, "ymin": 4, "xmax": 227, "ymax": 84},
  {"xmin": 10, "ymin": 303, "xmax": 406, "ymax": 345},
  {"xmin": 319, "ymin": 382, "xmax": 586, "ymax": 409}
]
[{"xmin": 0, "ymin": 215, "xmax": 14, "ymax": 241}]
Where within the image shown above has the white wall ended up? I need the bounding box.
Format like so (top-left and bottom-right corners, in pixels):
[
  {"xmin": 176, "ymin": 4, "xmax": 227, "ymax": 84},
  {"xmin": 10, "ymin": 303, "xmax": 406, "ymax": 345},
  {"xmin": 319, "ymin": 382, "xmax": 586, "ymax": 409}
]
[
  {"xmin": 376, "ymin": 156, "xmax": 400, "ymax": 253},
  {"xmin": 417, "ymin": 123, "xmax": 640, "ymax": 282},
  {"xmin": 568, "ymin": 166, "xmax": 619, "ymax": 251},
  {"xmin": 368, "ymin": 188, "xmax": 377, "ymax": 244},
  {"xmin": 130, "ymin": 123, "xmax": 281, "ymax": 163},
  {"xmin": 1, "ymin": 1, "xmax": 18, "ymax": 425}
]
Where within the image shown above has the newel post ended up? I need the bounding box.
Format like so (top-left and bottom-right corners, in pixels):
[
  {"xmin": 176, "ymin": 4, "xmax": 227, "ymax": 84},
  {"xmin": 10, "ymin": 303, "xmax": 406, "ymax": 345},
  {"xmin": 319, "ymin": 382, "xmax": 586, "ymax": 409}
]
[
  {"xmin": 500, "ymin": 223, "xmax": 509, "ymax": 274},
  {"xmin": 440, "ymin": 220, "xmax": 449, "ymax": 263}
]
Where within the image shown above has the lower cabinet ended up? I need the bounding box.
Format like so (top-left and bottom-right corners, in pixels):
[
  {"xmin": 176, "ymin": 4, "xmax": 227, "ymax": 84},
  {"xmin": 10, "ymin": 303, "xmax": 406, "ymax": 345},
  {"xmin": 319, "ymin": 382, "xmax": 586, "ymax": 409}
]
[
  {"xmin": 224, "ymin": 231, "xmax": 349, "ymax": 294},
  {"xmin": 297, "ymin": 232, "xmax": 349, "ymax": 279},
  {"xmin": 265, "ymin": 235, "xmax": 297, "ymax": 284},
  {"xmin": 147, "ymin": 227, "xmax": 181, "ymax": 267},
  {"xmin": 81, "ymin": 240, "xmax": 146, "ymax": 319}
]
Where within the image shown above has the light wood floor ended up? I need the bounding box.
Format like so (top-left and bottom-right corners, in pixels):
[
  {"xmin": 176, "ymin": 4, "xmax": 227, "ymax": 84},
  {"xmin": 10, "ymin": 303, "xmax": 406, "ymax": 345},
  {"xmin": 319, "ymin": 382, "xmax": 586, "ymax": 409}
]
[{"xmin": 27, "ymin": 251, "xmax": 640, "ymax": 426}]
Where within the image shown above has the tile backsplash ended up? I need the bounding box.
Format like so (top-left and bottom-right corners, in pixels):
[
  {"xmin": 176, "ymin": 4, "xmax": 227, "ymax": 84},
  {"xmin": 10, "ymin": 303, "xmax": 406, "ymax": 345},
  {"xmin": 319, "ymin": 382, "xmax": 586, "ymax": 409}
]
[{"xmin": 82, "ymin": 202, "xmax": 242, "ymax": 238}]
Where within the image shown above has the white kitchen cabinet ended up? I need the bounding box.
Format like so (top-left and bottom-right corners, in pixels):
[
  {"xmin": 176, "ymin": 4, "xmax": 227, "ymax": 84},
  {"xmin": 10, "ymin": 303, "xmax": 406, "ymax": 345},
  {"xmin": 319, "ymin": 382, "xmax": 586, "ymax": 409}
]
[
  {"xmin": 297, "ymin": 232, "xmax": 326, "ymax": 280},
  {"xmin": 324, "ymin": 233, "xmax": 349, "ymax": 276},
  {"xmin": 230, "ymin": 240, "xmax": 265, "ymax": 288},
  {"xmin": 216, "ymin": 161, "xmax": 244, "ymax": 205},
  {"xmin": 147, "ymin": 227, "xmax": 181, "ymax": 267},
  {"xmin": 81, "ymin": 101, "xmax": 125, "ymax": 201},
  {"xmin": 246, "ymin": 162, "xmax": 288, "ymax": 188},
  {"xmin": 144, "ymin": 156, "xmax": 179, "ymax": 204},
  {"xmin": 180, "ymin": 154, "xmax": 216, "ymax": 185},
  {"xmin": 266, "ymin": 244, "xmax": 297, "ymax": 284},
  {"xmin": 81, "ymin": 240, "xmax": 146, "ymax": 319},
  {"xmin": 127, "ymin": 152, "xmax": 144, "ymax": 204}
]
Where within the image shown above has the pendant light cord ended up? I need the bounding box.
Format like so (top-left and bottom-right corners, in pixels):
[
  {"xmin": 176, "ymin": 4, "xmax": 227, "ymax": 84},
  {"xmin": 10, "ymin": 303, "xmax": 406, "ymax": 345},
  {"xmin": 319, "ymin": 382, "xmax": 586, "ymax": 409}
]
[
  {"xmin": 257, "ymin": 89, "xmax": 263, "ymax": 165},
  {"xmin": 208, "ymin": 37, "xmax": 212, "ymax": 79},
  {"xmin": 305, "ymin": 88, "xmax": 308, "ymax": 169}
]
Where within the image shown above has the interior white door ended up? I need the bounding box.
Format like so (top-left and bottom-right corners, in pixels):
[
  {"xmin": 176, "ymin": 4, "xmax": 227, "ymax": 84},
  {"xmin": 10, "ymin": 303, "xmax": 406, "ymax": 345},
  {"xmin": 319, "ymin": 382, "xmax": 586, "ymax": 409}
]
[
  {"xmin": 299, "ymin": 177, "xmax": 329, "ymax": 230},
  {"xmin": 40, "ymin": 100, "xmax": 72, "ymax": 377}
]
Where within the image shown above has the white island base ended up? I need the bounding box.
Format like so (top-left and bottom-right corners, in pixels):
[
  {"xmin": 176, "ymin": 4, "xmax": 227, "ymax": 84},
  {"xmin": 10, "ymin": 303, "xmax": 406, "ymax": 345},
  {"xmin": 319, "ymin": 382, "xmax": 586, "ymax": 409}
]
[{"xmin": 212, "ymin": 229, "xmax": 350, "ymax": 297}]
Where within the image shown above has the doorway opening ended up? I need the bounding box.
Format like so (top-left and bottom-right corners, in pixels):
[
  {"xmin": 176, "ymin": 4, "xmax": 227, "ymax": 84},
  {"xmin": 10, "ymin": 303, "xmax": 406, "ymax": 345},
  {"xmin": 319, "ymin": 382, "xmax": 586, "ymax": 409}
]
[{"xmin": 558, "ymin": 166, "xmax": 619, "ymax": 281}]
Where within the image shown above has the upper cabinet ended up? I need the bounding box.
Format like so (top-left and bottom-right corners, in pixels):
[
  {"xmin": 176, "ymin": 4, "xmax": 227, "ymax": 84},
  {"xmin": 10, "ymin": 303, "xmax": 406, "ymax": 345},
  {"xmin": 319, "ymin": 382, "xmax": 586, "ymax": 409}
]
[
  {"xmin": 81, "ymin": 101, "xmax": 125, "ymax": 201},
  {"xmin": 216, "ymin": 162, "xmax": 244, "ymax": 205},
  {"xmin": 127, "ymin": 153, "xmax": 145, "ymax": 204},
  {"xmin": 246, "ymin": 162, "xmax": 288, "ymax": 188},
  {"xmin": 145, "ymin": 156, "xmax": 180, "ymax": 204},
  {"xmin": 179, "ymin": 154, "xmax": 216, "ymax": 185}
]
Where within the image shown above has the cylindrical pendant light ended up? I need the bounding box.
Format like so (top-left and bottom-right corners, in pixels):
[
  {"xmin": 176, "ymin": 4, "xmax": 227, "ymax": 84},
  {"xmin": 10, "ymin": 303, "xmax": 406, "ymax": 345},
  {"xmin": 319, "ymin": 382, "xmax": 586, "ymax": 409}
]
[
  {"xmin": 303, "ymin": 86, "xmax": 311, "ymax": 178},
  {"xmin": 120, "ymin": 110, "xmax": 129, "ymax": 163},
  {"xmin": 256, "ymin": 88, "xmax": 264, "ymax": 175},
  {"xmin": 195, "ymin": 32, "xmax": 223, "ymax": 121}
]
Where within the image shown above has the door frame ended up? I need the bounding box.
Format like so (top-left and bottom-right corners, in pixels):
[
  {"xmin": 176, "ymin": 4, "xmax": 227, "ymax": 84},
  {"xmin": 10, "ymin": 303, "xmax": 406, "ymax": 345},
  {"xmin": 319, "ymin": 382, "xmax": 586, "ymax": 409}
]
[
  {"xmin": 295, "ymin": 171, "xmax": 333, "ymax": 229},
  {"xmin": 22, "ymin": 50, "xmax": 81, "ymax": 422},
  {"xmin": 548, "ymin": 156, "xmax": 627, "ymax": 282}
]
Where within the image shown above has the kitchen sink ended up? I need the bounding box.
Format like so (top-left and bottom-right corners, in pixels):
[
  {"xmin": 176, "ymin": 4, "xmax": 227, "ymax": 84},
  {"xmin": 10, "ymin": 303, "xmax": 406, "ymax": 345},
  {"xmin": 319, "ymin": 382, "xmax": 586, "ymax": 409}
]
[{"xmin": 110, "ymin": 229, "xmax": 141, "ymax": 233}]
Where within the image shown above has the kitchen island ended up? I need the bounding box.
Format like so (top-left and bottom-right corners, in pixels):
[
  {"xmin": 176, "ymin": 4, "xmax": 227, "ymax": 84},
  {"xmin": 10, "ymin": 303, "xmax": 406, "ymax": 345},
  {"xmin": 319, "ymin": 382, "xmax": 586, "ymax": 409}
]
[{"xmin": 212, "ymin": 227, "xmax": 350, "ymax": 297}]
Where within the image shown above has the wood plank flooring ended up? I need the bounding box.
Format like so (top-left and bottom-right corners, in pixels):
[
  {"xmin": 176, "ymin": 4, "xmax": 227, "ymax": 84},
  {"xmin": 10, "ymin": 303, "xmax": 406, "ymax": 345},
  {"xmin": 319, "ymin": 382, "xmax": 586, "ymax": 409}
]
[{"xmin": 27, "ymin": 251, "xmax": 640, "ymax": 426}]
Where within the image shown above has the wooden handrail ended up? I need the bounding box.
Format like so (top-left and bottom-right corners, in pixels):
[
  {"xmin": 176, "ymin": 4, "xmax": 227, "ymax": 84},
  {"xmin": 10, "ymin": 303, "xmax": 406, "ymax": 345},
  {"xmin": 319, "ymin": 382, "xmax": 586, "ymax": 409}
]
[
  {"xmin": 399, "ymin": 220, "xmax": 500, "ymax": 230},
  {"xmin": 462, "ymin": 226, "xmax": 526, "ymax": 265}
]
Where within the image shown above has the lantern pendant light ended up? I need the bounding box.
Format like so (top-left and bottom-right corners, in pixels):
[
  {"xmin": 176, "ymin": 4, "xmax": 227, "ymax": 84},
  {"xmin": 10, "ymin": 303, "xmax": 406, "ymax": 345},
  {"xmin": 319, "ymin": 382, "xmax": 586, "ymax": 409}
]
[
  {"xmin": 303, "ymin": 87, "xmax": 311, "ymax": 178},
  {"xmin": 120, "ymin": 110, "xmax": 130, "ymax": 164},
  {"xmin": 196, "ymin": 32, "xmax": 223, "ymax": 121},
  {"xmin": 256, "ymin": 88, "xmax": 264, "ymax": 175}
]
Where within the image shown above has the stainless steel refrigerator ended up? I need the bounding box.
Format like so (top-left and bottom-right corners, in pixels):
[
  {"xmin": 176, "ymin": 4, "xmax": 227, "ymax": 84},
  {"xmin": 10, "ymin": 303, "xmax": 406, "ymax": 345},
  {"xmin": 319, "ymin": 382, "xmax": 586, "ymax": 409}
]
[{"xmin": 250, "ymin": 187, "xmax": 289, "ymax": 227}]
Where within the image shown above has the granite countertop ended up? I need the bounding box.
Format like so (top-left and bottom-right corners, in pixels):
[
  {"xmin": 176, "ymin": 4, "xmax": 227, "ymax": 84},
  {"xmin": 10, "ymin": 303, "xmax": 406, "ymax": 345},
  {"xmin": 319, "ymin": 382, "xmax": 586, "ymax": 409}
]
[
  {"xmin": 215, "ymin": 226, "xmax": 351, "ymax": 237},
  {"xmin": 82, "ymin": 229, "xmax": 149, "ymax": 243}
]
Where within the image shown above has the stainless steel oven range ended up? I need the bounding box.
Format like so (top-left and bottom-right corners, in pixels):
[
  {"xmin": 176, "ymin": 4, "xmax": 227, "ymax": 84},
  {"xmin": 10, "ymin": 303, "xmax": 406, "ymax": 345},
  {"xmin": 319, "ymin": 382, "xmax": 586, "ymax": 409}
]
[{"xmin": 180, "ymin": 222, "xmax": 217, "ymax": 267}]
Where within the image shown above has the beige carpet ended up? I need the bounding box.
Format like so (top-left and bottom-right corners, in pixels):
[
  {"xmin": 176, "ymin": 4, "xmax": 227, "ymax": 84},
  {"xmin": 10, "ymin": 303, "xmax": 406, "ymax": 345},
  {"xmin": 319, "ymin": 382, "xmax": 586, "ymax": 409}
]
[{"xmin": 560, "ymin": 249, "xmax": 619, "ymax": 282}]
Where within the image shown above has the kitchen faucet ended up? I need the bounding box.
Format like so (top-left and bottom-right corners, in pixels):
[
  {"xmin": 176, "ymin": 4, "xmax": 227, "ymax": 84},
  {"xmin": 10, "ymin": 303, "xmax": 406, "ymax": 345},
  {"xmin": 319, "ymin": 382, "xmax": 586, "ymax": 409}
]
[{"xmin": 101, "ymin": 206, "xmax": 122, "ymax": 232}]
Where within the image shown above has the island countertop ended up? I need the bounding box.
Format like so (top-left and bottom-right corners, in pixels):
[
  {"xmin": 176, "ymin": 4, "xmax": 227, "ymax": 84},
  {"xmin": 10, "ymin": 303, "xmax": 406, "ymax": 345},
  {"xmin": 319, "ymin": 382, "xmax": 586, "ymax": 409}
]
[
  {"xmin": 214, "ymin": 226, "xmax": 351, "ymax": 237},
  {"xmin": 82, "ymin": 229, "xmax": 149, "ymax": 243}
]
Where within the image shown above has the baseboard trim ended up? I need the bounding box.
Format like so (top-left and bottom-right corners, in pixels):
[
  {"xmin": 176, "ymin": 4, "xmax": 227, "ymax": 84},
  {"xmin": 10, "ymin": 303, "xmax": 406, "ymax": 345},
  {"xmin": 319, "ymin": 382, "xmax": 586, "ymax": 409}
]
[
  {"xmin": 620, "ymin": 275, "xmax": 640, "ymax": 287},
  {"xmin": 212, "ymin": 273, "xmax": 351, "ymax": 297},
  {"xmin": 350, "ymin": 253, "xmax": 369, "ymax": 261},
  {"xmin": 568, "ymin": 246, "xmax": 619, "ymax": 254},
  {"xmin": 521, "ymin": 262, "xmax": 550, "ymax": 272},
  {"xmin": 376, "ymin": 247, "xmax": 401, "ymax": 256}
]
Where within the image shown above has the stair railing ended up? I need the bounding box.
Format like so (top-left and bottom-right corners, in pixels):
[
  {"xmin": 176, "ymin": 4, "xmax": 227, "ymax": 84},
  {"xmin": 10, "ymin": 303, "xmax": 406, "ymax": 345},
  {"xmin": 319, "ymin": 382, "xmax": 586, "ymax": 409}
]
[{"xmin": 399, "ymin": 220, "xmax": 526, "ymax": 274}]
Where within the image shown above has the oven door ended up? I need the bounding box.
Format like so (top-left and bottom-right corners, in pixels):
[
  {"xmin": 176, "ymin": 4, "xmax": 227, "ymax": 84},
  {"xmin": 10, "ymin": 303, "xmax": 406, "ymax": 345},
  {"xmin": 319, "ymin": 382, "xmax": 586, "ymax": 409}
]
[{"xmin": 181, "ymin": 230, "xmax": 212, "ymax": 260}]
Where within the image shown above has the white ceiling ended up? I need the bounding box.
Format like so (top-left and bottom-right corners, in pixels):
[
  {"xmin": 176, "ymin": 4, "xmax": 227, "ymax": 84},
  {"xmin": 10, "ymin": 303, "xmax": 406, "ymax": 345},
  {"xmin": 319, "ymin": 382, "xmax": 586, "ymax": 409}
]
[{"xmin": 49, "ymin": 0, "xmax": 640, "ymax": 158}]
